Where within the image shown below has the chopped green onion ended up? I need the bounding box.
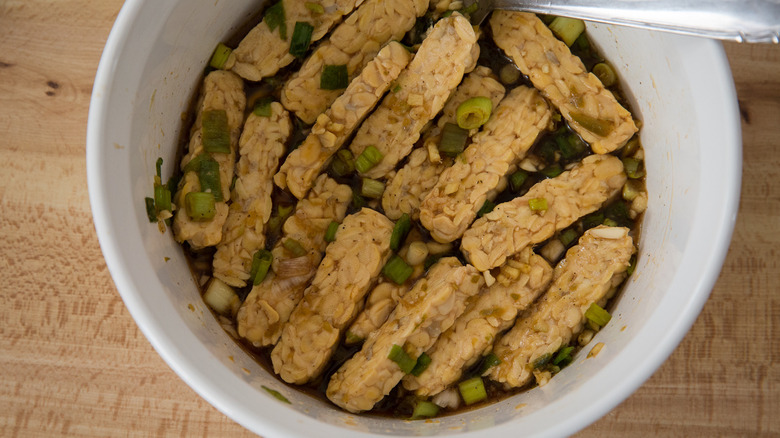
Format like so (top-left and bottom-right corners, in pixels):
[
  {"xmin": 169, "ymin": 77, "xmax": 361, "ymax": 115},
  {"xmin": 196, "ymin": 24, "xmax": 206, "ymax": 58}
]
[
  {"xmin": 569, "ymin": 111, "xmax": 615, "ymax": 137},
  {"xmin": 622, "ymin": 158, "xmax": 645, "ymax": 179},
  {"xmin": 203, "ymin": 278, "xmax": 238, "ymax": 315},
  {"xmin": 209, "ymin": 43, "xmax": 232, "ymax": 70},
  {"xmin": 626, "ymin": 255, "xmax": 637, "ymax": 276},
  {"xmin": 388, "ymin": 344, "xmax": 416, "ymax": 374},
  {"xmin": 167, "ymin": 173, "xmax": 180, "ymax": 195},
  {"xmin": 604, "ymin": 201, "xmax": 630, "ymax": 226},
  {"xmin": 555, "ymin": 132, "xmax": 586, "ymax": 160},
  {"xmin": 249, "ymin": 249, "xmax": 273, "ymax": 285},
  {"xmin": 183, "ymin": 153, "xmax": 208, "ymax": 173},
  {"xmin": 361, "ymin": 178, "xmax": 385, "ymax": 198},
  {"xmin": 263, "ymin": 1, "xmax": 287, "ymax": 40},
  {"xmin": 559, "ymin": 228, "xmax": 579, "ymax": 247},
  {"xmin": 352, "ymin": 190, "xmax": 366, "ymax": 209},
  {"xmin": 320, "ymin": 64, "xmax": 349, "ymax": 90},
  {"xmin": 278, "ymin": 204, "xmax": 294, "ymax": 218},
  {"xmin": 391, "ymin": 83, "xmax": 402, "ymax": 93},
  {"xmin": 355, "ymin": 145, "xmax": 384, "ymax": 173},
  {"xmin": 439, "ymin": 122, "xmax": 469, "ymax": 157},
  {"xmin": 283, "ymin": 238, "xmax": 307, "ymax": 257},
  {"xmin": 533, "ymin": 353, "xmax": 552, "ymax": 369},
  {"xmin": 459, "ymin": 2, "xmax": 479, "ymax": 15},
  {"xmin": 549, "ymin": 16, "xmax": 586, "ymax": 47},
  {"xmin": 197, "ymin": 157, "xmax": 223, "ymax": 202},
  {"xmin": 458, "ymin": 376, "xmax": 487, "ymax": 405},
  {"xmin": 145, "ymin": 197, "xmax": 157, "ymax": 222},
  {"xmin": 344, "ymin": 331, "xmax": 364, "ymax": 345},
  {"xmin": 540, "ymin": 163, "xmax": 563, "ymax": 179},
  {"xmin": 528, "ymin": 198, "xmax": 548, "ymax": 212},
  {"xmin": 304, "ymin": 1, "xmax": 324, "ymax": 14},
  {"xmin": 329, "ymin": 149, "xmax": 355, "ymax": 176},
  {"xmin": 582, "ymin": 212, "xmax": 604, "ymax": 230},
  {"xmin": 585, "ymin": 302, "xmax": 612, "ymax": 327},
  {"xmin": 154, "ymin": 184, "xmax": 172, "ymax": 213},
  {"xmin": 477, "ymin": 199, "xmax": 495, "ymax": 218},
  {"xmin": 253, "ymin": 97, "xmax": 273, "ymax": 117},
  {"xmin": 390, "ymin": 213, "xmax": 412, "ymax": 251},
  {"xmin": 155, "ymin": 157, "xmax": 163, "ymax": 178},
  {"xmin": 325, "ymin": 221, "xmax": 339, "ymax": 243},
  {"xmin": 229, "ymin": 174, "xmax": 237, "ymax": 192},
  {"xmin": 603, "ymin": 218, "xmax": 619, "ymax": 227},
  {"xmin": 499, "ymin": 64, "xmax": 521, "ymax": 85},
  {"xmin": 456, "ymin": 97, "xmax": 493, "ymax": 130},
  {"xmin": 477, "ymin": 352, "xmax": 502, "ymax": 375},
  {"xmin": 185, "ymin": 192, "xmax": 216, "ymax": 221},
  {"xmin": 262, "ymin": 385, "xmax": 291, "ymax": 404},
  {"xmin": 202, "ymin": 109, "xmax": 231, "ymax": 153},
  {"xmin": 593, "ymin": 62, "xmax": 617, "ymax": 87},
  {"xmin": 509, "ymin": 170, "xmax": 528, "ymax": 192},
  {"xmin": 553, "ymin": 346, "xmax": 575, "ymax": 366},
  {"xmin": 411, "ymin": 400, "xmax": 439, "ymax": 419},
  {"xmin": 536, "ymin": 139, "xmax": 558, "ymax": 163},
  {"xmin": 621, "ymin": 137, "xmax": 640, "ymax": 158},
  {"xmin": 410, "ymin": 352, "xmax": 432, "ymax": 377},
  {"xmin": 289, "ymin": 21, "xmax": 314, "ymax": 58},
  {"xmin": 622, "ymin": 180, "xmax": 642, "ymax": 202},
  {"xmin": 383, "ymin": 255, "xmax": 413, "ymax": 285}
]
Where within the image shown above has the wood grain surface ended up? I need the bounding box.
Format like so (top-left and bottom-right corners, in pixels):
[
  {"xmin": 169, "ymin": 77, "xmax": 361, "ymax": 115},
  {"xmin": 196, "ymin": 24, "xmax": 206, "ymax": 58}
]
[{"xmin": 0, "ymin": 1, "xmax": 778, "ymax": 436}]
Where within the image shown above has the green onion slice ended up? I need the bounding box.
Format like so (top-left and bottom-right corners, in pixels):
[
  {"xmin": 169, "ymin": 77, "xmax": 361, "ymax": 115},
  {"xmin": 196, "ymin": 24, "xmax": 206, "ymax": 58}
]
[
  {"xmin": 549, "ymin": 16, "xmax": 586, "ymax": 47},
  {"xmin": 361, "ymin": 178, "xmax": 385, "ymax": 198},
  {"xmin": 509, "ymin": 170, "xmax": 528, "ymax": 192},
  {"xmin": 410, "ymin": 352, "xmax": 431, "ymax": 377},
  {"xmin": 388, "ymin": 344, "xmax": 416, "ymax": 374},
  {"xmin": 622, "ymin": 158, "xmax": 645, "ymax": 179},
  {"xmin": 352, "ymin": 190, "xmax": 366, "ymax": 209},
  {"xmin": 477, "ymin": 199, "xmax": 495, "ymax": 218},
  {"xmin": 439, "ymin": 122, "xmax": 469, "ymax": 157},
  {"xmin": 197, "ymin": 157, "xmax": 223, "ymax": 202},
  {"xmin": 253, "ymin": 97, "xmax": 273, "ymax": 117},
  {"xmin": 528, "ymin": 198, "xmax": 548, "ymax": 212},
  {"xmin": 540, "ymin": 163, "xmax": 563, "ymax": 179},
  {"xmin": 477, "ymin": 352, "xmax": 501, "ymax": 375},
  {"xmin": 584, "ymin": 302, "xmax": 612, "ymax": 327},
  {"xmin": 593, "ymin": 62, "xmax": 617, "ymax": 87},
  {"xmin": 289, "ymin": 21, "xmax": 314, "ymax": 58},
  {"xmin": 261, "ymin": 385, "xmax": 291, "ymax": 404},
  {"xmin": 145, "ymin": 197, "xmax": 157, "ymax": 222},
  {"xmin": 581, "ymin": 212, "xmax": 604, "ymax": 230},
  {"xmin": 155, "ymin": 157, "xmax": 163, "ymax": 178},
  {"xmin": 263, "ymin": 1, "xmax": 287, "ymax": 40},
  {"xmin": 626, "ymin": 255, "xmax": 637, "ymax": 276},
  {"xmin": 329, "ymin": 149, "xmax": 355, "ymax": 177},
  {"xmin": 569, "ymin": 111, "xmax": 615, "ymax": 137},
  {"xmin": 344, "ymin": 331, "xmax": 364, "ymax": 345},
  {"xmin": 324, "ymin": 220, "xmax": 339, "ymax": 243},
  {"xmin": 355, "ymin": 145, "xmax": 384, "ymax": 173},
  {"xmin": 411, "ymin": 400, "xmax": 439, "ymax": 419},
  {"xmin": 183, "ymin": 153, "xmax": 208, "ymax": 173},
  {"xmin": 456, "ymin": 97, "xmax": 493, "ymax": 130},
  {"xmin": 154, "ymin": 185, "xmax": 172, "ymax": 213},
  {"xmin": 283, "ymin": 238, "xmax": 307, "ymax": 257},
  {"xmin": 320, "ymin": 64, "xmax": 349, "ymax": 90},
  {"xmin": 383, "ymin": 255, "xmax": 413, "ymax": 285},
  {"xmin": 603, "ymin": 218, "xmax": 619, "ymax": 227},
  {"xmin": 458, "ymin": 376, "xmax": 488, "ymax": 405},
  {"xmin": 459, "ymin": 2, "xmax": 479, "ymax": 15},
  {"xmin": 185, "ymin": 192, "xmax": 217, "ymax": 222},
  {"xmin": 559, "ymin": 228, "xmax": 579, "ymax": 247},
  {"xmin": 533, "ymin": 353, "xmax": 552, "ymax": 369},
  {"xmin": 304, "ymin": 1, "xmax": 324, "ymax": 14},
  {"xmin": 552, "ymin": 346, "xmax": 575, "ymax": 366},
  {"xmin": 202, "ymin": 109, "xmax": 231, "ymax": 153},
  {"xmin": 390, "ymin": 213, "xmax": 411, "ymax": 251},
  {"xmin": 209, "ymin": 43, "xmax": 232, "ymax": 70},
  {"xmin": 249, "ymin": 249, "xmax": 273, "ymax": 285}
]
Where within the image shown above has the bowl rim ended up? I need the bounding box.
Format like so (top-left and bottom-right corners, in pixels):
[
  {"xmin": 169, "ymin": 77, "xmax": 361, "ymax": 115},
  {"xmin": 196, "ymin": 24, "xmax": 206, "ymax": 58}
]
[{"xmin": 87, "ymin": 1, "xmax": 742, "ymax": 436}]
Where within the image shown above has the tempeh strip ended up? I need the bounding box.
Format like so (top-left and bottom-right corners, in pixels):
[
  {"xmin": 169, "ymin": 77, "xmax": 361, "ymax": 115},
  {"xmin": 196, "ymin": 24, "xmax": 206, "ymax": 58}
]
[
  {"xmin": 275, "ymin": 42, "xmax": 411, "ymax": 199},
  {"xmin": 271, "ymin": 208, "xmax": 394, "ymax": 384},
  {"xmin": 420, "ymin": 86, "xmax": 552, "ymax": 242},
  {"xmin": 489, "ymin": 225, "xmax": 635, "ymax": 388},
  {"xmin": 226, "ymin": 0, "xmax": 361, "ymax": 82},
  {"xmin": 236, "ymin": 175, "xmax": 351, "ymax": 347},
  {"xmin": 462, "ymin": 154, "xmax": 626, "ymax": 271},
  {"xmin": 348, "ymin": 13, "xmax": 478, "ymax": 179},
  {"xmin": 281, "ymin": 0, "xmax": 428, "ymax": 124},
  {"xmin": 402, "ymin": 248, "xmax": 553, "ymax": 396},
  {"xmin": 212, "ymin": 105, "xmax": 291, "ymax": 287},
  {"xmin": 382, "ymin": 66, "xmax": 506, "ymax": 220},
  {"xmin": 173, "ymin": 71, "xmax": 245, "ymax": 249},
  {"xmin": 490, "ymin": 11, "xmax": 637, "ymax": 153},
  {"xmin": 327, "ymin": 258, "xmax": 483, "ymax": 413}
]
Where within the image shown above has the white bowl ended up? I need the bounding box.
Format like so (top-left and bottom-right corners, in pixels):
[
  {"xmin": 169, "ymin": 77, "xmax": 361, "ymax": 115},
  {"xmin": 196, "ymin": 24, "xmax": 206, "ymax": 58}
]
[{"xmin": 87, "ymin": 1, "xmax": 741, "ymax": 436}]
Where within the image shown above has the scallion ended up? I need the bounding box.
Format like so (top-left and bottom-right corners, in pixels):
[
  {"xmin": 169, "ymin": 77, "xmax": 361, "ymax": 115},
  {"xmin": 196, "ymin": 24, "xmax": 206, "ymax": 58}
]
[
  {"xmin": 603, "ymin": 218, "xmax": 619, "ymax": 227},
  {"xmin": 390, "ymin": 213, "xmax": 411, "ymax": 251},
  {"xmin": 528, "ymin": 198, "xmax": 548, "ymax": 212},
  {"xmin": 622, "ymin": 180, "xmax": 642, "ymax": 201},
  {"xmin": 329, "ymin": 149, "xmax": 355, "ymax": 177},
  {"xmin": 584, "ymin": 302, "xmax": 612, "ymax": 327},
  {"xmin": 361, "ymin": 178, "xmax": 385, "ymax": 198},
  {"xmin": 456, "ymin": 97, "xmax": 493, "ymax": 130},
  {"xmin": 262, "ymin": 385, "xmax": 291, "ymax": 404},
  {"xmin": 477, "ymin": 199, "xmax": 495, "ymax": 217},
  {"xmin": 459, "ymin": 2, "xmax": 479, "ymax": 15},
  {"xmin": 559, "ymin": 228, "xmax": 579, "ymax": 247},
  {"xmin": 388, "ymin": 344, "xmax": 416, "ymax": 374},
  {"xmin": 304, "ymin": 1, "xmax": 324, "ymax": 14},
  {"xmin": 253, "ymin": 97, "xmax": 273, "ymax": 117},
  {"xmin": 289, "ymin": 21, "xmax": 314, "ymax": 58},
  {"xmin": 549, "ymin": 16, "xmax": 586, "ymax": 47},
  {"xmin": 155, "ymin": 157, "xmax": 163, "ymax": 178},
  {"xmin": 540, "ymin": 163, "xmax": 563, "ymax": 179},
  {"xmin": 145, "ymin": 197, "xmax": 157, "ymax": 222},
  {"xmin": 202, "ymin": 109, "xmax": 231, "ymax": 153},
  {"xmin": 355, "ymin": 145, "xmax": 384, "ymax": 173},
  {"xmin": 283, "ymin": 238, "xmax": 307, "ymax": 257},
  {"xmin": 622, "ymin": 158, "xmax": 645, "ymax": 179},
  {"xmin": 185, "ymin": 191, "xmax": 216, "ymax": 221},
  {"xmin": 411, "ymin": 400, "xmax": 439, "ymax": 419},
  {"xmin": 209, "ymin": 43, "xmax": 232, "ymax": 70},
  {"xmin": 249, "ymin": 249, "xmax": 273, "ymax": 285},
  {"xmin": 183, "ymin": 153, "xmax": 209, "ymax": 173},
  {"xmin": 344, "ymin": 331, "xmax": 364, "ymax": 345},
  {"xmin": 569, "ymin": 111, "xmax": 615, "ymax": 137},
  {"xmin": 604, "ymin": 201, "xmax": 631, "ymax": 226},
  {"xmin": 410, "ymin": 352, "xmax": 431, "ymax": 377},
  {"xmin": 352, "ymin": 190, "xmax": 366, "ymax": 209},
  {"xmin": 626, "ymin": 255, "xmax": 637, "ymax": 276},
  {"xmin": 533, "ymin": 353, "xmax": 552, "ymax": 369},
  {"xmin": 477, "ymin": 352, "xmax": 501, "ymax": 375},
  {"xmin": 509, "ymin": 170, "xmax": 528, "ymax": 192},
  {"xmin": 197, "ymin": 157, "xmax": 223, "ymax": 202},
  {"xmin": 383, "ymin": 255, "xmax": 413, "ymax": 285},
  {"xmin": 320, "ymin": 64, "xmax": 349, "ymax": 90},
  {"xmin": 552, "ymin": 346, "xmax": 575, "ymax": 367},
  {"xmin": 203, "ymin": 278, "xmax": 238, "ymax": 315},
  {"xmin": 458, "ymin": 376, "xmax": 487, "ymax": 405},
  {"xmin": 154, "ymin": 184, "xmax": 172, "ymax": 213},
  {"xmin": 263, "ymin": 1, "xmax": 287, "ymax": 40},
  {"xmin": 499, "ymin": 64, "xmax": 521, "ymax": 85},
  {"xmin": 439, "ymin": 122, "xmax": 469, "ymax": 157},
  {"xmin": 325, "ymin": 220, "xmax": 339, "ymax": 243},
  {"xmin": 593, "ymin": 62, "xmax": 617, "ymax": 87},
  {"xmin": 582, "ymin": 212, "xmax": 604, "ymax": 230}
]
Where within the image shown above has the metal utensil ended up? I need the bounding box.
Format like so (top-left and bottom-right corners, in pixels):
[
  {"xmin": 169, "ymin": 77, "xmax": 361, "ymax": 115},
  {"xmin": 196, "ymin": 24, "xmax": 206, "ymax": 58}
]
[{"xmin": 465, "ymin": 0, "xmax": 780, "ymax": 43}]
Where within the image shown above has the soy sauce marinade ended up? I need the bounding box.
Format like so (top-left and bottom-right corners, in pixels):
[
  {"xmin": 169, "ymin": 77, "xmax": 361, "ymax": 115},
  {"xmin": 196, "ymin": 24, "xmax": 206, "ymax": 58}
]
[{"xmin": 172, "ymin": 7, "xmax": 645, "ymax": 419}]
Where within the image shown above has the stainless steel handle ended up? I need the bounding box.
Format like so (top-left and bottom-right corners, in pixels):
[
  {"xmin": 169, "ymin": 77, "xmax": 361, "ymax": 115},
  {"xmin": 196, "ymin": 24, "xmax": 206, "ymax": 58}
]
[{"xmin": 470, "ymin": 0, "xmax": 780, "ymax": 43}]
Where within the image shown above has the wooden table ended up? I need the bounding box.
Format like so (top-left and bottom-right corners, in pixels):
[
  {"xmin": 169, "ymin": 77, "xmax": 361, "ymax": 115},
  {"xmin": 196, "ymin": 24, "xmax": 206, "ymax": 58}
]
[{"xmin": 1, "ymin": 1, "xmax": 778, "ymax": 436}]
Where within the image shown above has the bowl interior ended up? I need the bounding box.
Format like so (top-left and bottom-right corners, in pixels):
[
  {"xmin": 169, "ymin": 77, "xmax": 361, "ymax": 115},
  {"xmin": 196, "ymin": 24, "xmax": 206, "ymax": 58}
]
[{"xmin": 87, "ymin": 1, "xmax": 740, "ymax": 436}]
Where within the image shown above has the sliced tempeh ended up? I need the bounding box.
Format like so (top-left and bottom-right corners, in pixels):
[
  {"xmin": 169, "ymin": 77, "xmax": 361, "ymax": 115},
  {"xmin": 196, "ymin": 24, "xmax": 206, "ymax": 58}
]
[
  {"xmin": 327, "ymin": 257, "xmax": 483, "ymax": 413},
  {"xmin": 382, "ymin": 66, "xmax": 506, "ymax": 220},
  {"xmin": 226, "ymin": 0, "xmax": 361, "ymax": 82},
  {"xmin": 271, "ymin": 208, "xmax": 394, "ymax": 384},
  {"xmin": 275, "ymin": 42, "xmax": 411, "ymax": 199},
  {"xmin": 348, "ymin": 13, "xmax": 478, "ymax": 179},
  {"xmin": 462, "ymin": 154, "xmax": 626, "ymax": 271},
  {"xmin": 236, "ymin": 175, "xmax": 351, "ymax": 347},
  {"xmin": 490, "ymin": 11, "xmax": 637, "ymax": 153},
  {"xmin": 212, "ymin": 105, "xmax": 291, "ymax": 287},
  {"xmin": 173, "ymin": 71, "xmax": 246, "ymax": 249},
  {"xmin": 488, "ymin": 225, "xmax": 635, "ymax": 388},
  {"xmin": 282, "ymin": 0, "xmax": 428, "ymax": 124},
  {"xmin": 420, "ymin": 86, "xmax": 552, "ymax": 243},
  {"xmin": 402, "ymin": 247, "xmax": 553, "ymax": 396}
]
